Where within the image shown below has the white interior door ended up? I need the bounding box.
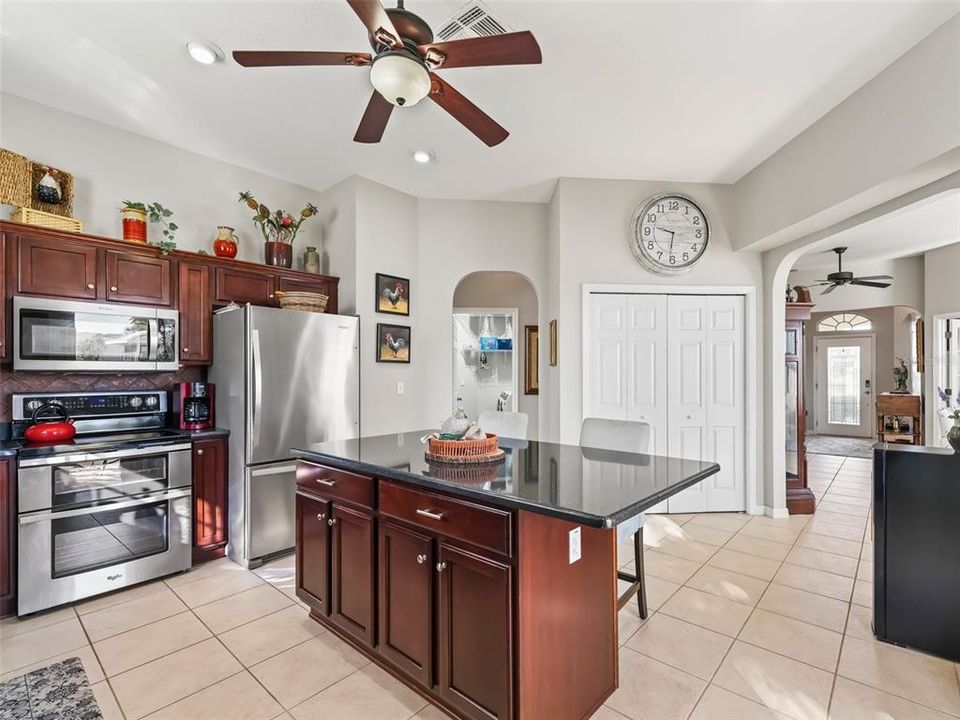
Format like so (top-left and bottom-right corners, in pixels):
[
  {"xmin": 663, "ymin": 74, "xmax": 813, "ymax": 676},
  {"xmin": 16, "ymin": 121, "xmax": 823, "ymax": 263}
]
[
  {"xmin": 815, "ymin": 336, "xmax": 874, "ymax": 438},
  {"xmin": 585, "ymin": 295, "xmax": 628, "ymax": 420}
]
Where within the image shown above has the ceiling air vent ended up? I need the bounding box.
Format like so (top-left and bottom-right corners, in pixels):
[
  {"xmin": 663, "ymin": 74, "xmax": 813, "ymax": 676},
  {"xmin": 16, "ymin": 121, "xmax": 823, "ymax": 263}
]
[{"xmin": 435, "ymin": 1, "xmax": 512, "ymax": 41}]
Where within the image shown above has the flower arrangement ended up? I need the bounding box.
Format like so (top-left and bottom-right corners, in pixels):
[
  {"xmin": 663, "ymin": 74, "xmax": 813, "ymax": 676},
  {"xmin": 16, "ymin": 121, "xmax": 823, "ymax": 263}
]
[
  {"xmin": 937, "ymin": 387, "xmax": 960, "ymax": 421},
  {"xmin": 238, "ymin": 191, "xmax": 318, "ymax": 244}
]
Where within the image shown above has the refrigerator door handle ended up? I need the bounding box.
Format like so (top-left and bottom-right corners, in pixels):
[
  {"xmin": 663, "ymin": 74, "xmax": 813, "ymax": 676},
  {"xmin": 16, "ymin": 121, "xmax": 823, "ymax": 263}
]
[{"xmin": 252, "ymin": 328, "xmax": 263, "ymax": 447}]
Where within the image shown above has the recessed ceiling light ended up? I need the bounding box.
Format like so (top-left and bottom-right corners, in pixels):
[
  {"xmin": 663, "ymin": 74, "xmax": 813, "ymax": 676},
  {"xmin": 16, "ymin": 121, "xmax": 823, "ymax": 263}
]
[
  {"xmin": 412, "ymin": 149, "xmax": 434, "ymax": 164},
  {"xmin": 187, "ymin": 41, "xmax": 223, "ymax": 65}
]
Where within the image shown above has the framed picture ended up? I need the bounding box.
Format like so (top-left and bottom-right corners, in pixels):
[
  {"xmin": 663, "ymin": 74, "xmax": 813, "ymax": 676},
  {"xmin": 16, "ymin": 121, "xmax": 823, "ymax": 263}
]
[
  {"xmin": 377, "ymin": 323, "xmax": 410, "ymax": 363},
  {"xmin": 376, "ymin": 273, "xmax": 410, "ymax": 316},
  {"xmin": 524, "ymin": 325, "xmax": 539, "ymax": 395},
  {"xmin": 549, "ymin": 319, "xmax": 558, "ymax": 367}
]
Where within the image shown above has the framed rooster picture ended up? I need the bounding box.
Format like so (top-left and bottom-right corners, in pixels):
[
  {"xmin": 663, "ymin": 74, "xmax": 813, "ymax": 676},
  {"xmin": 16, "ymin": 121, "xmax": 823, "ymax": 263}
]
[
  {"xmin": 376, "ymin": 273, "xmax": 410, "ymax": 316},
  {"xmin": 377, "ymin": 323, "xmax": 410, "ymax": 364}
]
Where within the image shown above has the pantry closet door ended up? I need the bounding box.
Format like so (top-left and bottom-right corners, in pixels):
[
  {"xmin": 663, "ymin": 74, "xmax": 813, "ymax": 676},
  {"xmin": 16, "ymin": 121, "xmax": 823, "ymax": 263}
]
[
  {"xmin": 666, "ymin": 295, "xmax": 745, "ymax": 513},
  {"xmin": 585, "ymin": 294, "xmax": 629, "ymax": 421},
  {"xmin": 625, "ymin": 295, "xmax": 669, "ymax": 457}
]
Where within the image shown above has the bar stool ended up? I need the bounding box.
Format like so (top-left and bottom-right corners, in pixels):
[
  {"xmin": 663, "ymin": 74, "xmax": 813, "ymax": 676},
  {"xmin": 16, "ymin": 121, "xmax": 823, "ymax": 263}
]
[{"xmin": 580, "ymin": 418, "xmax": 651, "ymax": 619}]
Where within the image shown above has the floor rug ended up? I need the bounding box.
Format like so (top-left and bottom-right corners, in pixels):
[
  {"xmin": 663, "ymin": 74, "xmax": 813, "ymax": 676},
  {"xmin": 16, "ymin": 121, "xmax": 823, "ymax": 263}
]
[
  {"xmin": 806, "ymin": 434, "xmax": 874, "ymax": 459},
  {"xmin": 0, "ymin": 657, "xmax": 102, "ymax": 720}
]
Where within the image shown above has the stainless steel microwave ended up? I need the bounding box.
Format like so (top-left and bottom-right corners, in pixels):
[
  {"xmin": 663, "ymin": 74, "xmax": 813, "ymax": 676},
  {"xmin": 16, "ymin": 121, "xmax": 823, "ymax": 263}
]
[{"xmin": 14, "ymin": 296, "xmax": 179, "ymax": 371}]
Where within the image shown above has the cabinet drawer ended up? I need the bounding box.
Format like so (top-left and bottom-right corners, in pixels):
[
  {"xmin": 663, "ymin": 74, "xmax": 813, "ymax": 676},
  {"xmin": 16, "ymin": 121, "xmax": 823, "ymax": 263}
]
[
  {"xmin": 380, "ymin": 481, "xmax": 511, "ymax": 556},
  {"xmin": 296, "ymin": 462, "xmax": 374, "ymax": 510}
]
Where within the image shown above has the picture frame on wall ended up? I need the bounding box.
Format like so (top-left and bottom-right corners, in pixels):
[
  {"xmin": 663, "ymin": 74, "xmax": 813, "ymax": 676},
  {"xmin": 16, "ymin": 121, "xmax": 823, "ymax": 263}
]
[
  {"xmin": 524, "ymin": 325, "xmax": 539, "ymax": 395},
  {"xmin": 916, "ymin": 317, "xmax": 925, "ymax": 373},
  {"xmin": 376, "ymin": 273, "xmax": 410, "ymax": 316},
  {"xmin": 549, "ymin": 319, "xmax": 558, "ymax": 366},
  {"xmin": 376, "ymin": 323, "xmax": 411, "ymax": 363}
]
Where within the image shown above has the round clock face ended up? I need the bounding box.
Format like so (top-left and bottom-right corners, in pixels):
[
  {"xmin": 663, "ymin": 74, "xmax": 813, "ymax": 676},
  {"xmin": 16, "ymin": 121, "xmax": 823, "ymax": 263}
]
[{"xmin": 630, "ymin": 194, "xmax": 709, "ymax": 275}]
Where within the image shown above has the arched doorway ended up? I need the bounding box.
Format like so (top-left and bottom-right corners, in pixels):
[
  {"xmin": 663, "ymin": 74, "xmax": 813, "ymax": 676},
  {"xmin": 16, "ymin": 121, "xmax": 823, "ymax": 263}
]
[{"xmin": 452, "ymin": 272, "xmax": 539, "ymax": 438}]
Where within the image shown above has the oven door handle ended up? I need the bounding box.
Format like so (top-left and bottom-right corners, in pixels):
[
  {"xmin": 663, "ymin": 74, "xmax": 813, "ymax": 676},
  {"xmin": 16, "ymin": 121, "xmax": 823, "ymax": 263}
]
[
  {"xmin": 18, "ymin": 487, "xmax": 192, "ymax": 524},
  {"xmin": 18, "ymin": 443, "xmax": 193, "ymax": 468}
]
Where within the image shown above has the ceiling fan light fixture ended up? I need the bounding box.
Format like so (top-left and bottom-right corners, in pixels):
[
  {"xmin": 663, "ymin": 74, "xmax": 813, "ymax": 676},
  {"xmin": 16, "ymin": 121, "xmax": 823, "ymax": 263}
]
[
  {"xmin": 370, "ymin": 52, "xmax": 430, "ymax": 107},
  {"xmin": 187, "ymin": 41, "xmax": 223, "ymax": 65}
]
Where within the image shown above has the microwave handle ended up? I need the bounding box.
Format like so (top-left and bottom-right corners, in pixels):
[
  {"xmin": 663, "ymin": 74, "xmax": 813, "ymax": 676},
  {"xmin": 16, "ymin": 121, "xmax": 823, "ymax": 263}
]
[
  {"xmin": 148, "ymin": 317, "xmax": 159, "ymax": 361},
  {"xmin": 251, "ymin": 329, "xmax": 263, "ymax": 446},
  {"xmin": 18, "ymin": 487, "xmax": 192, "ymax": 524}
]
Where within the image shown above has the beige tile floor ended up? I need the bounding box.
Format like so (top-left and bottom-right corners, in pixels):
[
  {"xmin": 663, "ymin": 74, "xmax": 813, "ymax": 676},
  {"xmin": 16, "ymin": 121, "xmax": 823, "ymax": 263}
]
[{"xmin": 1, "ymin": 454, "xmax": 958, "ymax": 719}]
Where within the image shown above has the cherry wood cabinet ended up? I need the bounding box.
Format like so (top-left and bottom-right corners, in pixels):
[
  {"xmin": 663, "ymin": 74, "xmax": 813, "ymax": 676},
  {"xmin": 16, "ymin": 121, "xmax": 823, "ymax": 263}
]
[
  {"xmin": 178, "ymin": 261, "xmax": 212, "ymax": 363},
  {"xmin": 214, "ymin": 266, "xmax": 277, "ymax": 307},
  {"xmin": 0, "ymin": 234, "xmax": 6, "ymax": 362},
  {"xmin": 278, "ymin": 274, "xmax": 339, "ymax": 314},
  {"xmin": 330, "ymin": 504, "xmax": 376, "ymax": 647},
  {"xmin": 437, "ymin": 542, "xmax": 512, "ymax": 720},
  {"xmin": 0, "ymin": 459, "xmax": 14, "ymax": 618},
  {"xmin": 105, "ymin": 249, "xmax": 173, "ymax": 306},
  {"xmin": 192, "ymin": 438, "xmax": 228, "ymax": 561},
  {"xmin": 379, "ymin": 522, "xmax": 434, "ymax": 687},
  {"xmin": 16, "ymin": 233, "xmax": 99, "ymax": 300},
  {"xmin": 297, "ymin": 493, "xmax": 331, "ymax": 614}
]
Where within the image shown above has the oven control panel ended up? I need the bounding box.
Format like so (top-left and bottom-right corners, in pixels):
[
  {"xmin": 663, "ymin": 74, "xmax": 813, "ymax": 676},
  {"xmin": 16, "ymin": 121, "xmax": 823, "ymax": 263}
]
[{"xmin": 12, "ymin": 391, "xmax": 167, "ymax": 420}]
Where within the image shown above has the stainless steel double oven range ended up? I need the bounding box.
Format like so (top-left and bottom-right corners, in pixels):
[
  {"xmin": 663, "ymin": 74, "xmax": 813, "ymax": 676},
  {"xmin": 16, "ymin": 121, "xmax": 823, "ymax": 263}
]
[{"xmin": 13, "ymin": 391, "xmax": 192, "ymax": 616}]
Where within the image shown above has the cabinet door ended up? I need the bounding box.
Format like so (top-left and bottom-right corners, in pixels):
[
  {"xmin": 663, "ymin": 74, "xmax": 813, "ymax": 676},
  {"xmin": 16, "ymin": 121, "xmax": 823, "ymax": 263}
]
[
  {"xmin": 277, "ymin": 275, "xmax": 338, "ymax": 314},
  {"xmin": 192, "ymin": 439, "xmax": 227, "ymax": 556},
  {"xmin": 379, "ymin": 522, "xmax": 433, "ymax": 686},
  {"xmin": 0, "ymin": 234, "xmax": 6, "ymax": 362},
  {"xmin": 0, "ymin": 459, "xmax": 12, "ymax": 618},
  {"xmin": 178, "ymin": 261, "xmax": 212, "ymax": 363},
  {"xmin": 105, "ymin": 250, "xmax": 172, "ymax": 306},
  {"xmin": 17, "ymin": 234, "xmax": 98, "ymax": 299},
  {"xmin": 330, "ymin": 503, "xmax": 375, "ymax": 646},
  {"xmin": 438, "ymin": 543, "xmax": 512, "ymax": 720},
  {"xmin": 296, "ymin": 493, "xmax": 331, "ymax": 614},
  {"xmin": 214, "ymin": 266, "xmax": 277, "ymax": 307}
]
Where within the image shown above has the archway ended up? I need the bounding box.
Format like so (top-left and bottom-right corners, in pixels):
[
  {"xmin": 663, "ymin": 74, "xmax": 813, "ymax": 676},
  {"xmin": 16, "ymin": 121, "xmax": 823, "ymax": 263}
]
[{"xmin": 452, "ymin": 272, "xmax": 539, "ymax": 439}]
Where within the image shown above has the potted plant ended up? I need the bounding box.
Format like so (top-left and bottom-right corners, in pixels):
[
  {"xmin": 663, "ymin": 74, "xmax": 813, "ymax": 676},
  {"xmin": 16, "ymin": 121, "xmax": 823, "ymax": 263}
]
[
  {"xmin": 936, "ymin": 387, "xmax": 960, "ymax": 452},
  {"xmin": 238, "ymin": 191, "xmax": 318, "ymax": 268},
  {"xmin": 121, "ymin": 201, "xmax": 177, "ymax": 250}
]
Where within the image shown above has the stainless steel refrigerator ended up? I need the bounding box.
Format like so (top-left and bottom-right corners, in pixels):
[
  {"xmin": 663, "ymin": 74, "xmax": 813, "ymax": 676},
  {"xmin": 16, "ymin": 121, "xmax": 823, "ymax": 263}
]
[{"xmin": 210, "ymin": 305, "xmax": 360, "ymax": 567}]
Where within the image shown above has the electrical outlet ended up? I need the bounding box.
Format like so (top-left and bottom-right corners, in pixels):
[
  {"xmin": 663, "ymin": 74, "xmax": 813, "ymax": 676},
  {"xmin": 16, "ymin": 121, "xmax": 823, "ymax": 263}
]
[
  {"xmin": 568, "ymin": 527, "xmax": 581, "ymax": 564},
  {"xmin": 397, "ymin": 381, "xmax": 405, "ymax": 395}
]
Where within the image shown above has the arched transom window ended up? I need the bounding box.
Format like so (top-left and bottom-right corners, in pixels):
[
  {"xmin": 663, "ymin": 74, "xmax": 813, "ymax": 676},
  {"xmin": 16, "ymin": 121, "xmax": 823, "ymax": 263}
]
[{"xmin": 817, "ymin": 313, "xmax": 872, "ymax": 332}]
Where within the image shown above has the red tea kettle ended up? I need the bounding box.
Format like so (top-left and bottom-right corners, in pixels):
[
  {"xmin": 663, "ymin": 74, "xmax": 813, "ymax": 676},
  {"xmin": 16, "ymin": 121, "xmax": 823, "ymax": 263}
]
[{"xmin": 24, "ymin": 403, "xmax": 77, "ymax": 443}]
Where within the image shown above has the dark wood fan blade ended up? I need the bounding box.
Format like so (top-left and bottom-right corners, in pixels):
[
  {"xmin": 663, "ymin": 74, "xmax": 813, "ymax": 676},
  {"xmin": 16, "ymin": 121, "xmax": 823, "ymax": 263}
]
[
  {"xmin": 854, "ymin": 275, "xmax": 894, "ymax": 281},
  {"xmin": 419, "ymin": 31, "xmax": 542, "ymax": 69},
  {"xmin": 821, "ymin": 284, "xmax": 838, "ymax": 295},
  {"xmin": 233, "ymin": 50, "xmax": 371, "ymax": 67},
  {"xmin": 851, "ymin": 280, "xmax": 892, "ymax": 288},
  {"xmin": 428, "ymin": 74, "xmax": 508, "ymax": 147},
  {"xmin": 346, "ymin": 0, "xmax": 402, "ymax": 48},
  {"xmin": 354, "ymin": 91, "xmax": 394, "ymax": 143}
]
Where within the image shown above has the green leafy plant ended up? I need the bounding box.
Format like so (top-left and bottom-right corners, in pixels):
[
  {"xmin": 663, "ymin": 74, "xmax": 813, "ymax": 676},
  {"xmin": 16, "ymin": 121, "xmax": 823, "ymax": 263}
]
[
  {"xmin": 150, "ymin": 239, "xmax": 177, "ymax": 256},
  {"xmin": 238, "ymin": 191, "xmax": 317, "ymax": 244},
  {"xmin": 122, "ymin": 200, "xmax": 178, "ymax": 242}
]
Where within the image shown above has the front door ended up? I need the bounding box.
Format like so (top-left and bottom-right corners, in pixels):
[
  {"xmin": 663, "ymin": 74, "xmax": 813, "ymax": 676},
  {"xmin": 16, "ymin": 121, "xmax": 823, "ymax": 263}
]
[{"xmin": 815, "ymin": 336, "xmax": 874, "ymax": 438}]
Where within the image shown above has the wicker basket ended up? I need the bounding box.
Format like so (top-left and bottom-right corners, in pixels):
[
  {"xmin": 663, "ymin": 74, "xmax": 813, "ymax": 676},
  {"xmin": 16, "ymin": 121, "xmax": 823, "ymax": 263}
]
[
  {"xmin": 275, "ymin": 291, "xmax": 328, "ymax": 313},
  {"xmin": 0, "ymin": 148, "xmax": 31, "ymax": 208},
  {"xmin": 426, "ymin": 460, "xmax": 500, "ymax": 485},
  {"xmin": 10, "ymin": 207, "xmax": 83, "ymax": 233},
  {"xmin": 425, "ymin": 433, "xmax": 505, "ymax": 464}
]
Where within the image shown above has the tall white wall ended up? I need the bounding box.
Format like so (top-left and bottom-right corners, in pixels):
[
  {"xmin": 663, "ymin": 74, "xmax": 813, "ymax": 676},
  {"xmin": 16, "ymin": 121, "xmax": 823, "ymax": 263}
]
[
  {"xmin": 1, "ymin": 93, "xmax": 323, "ymax": 264},
  {"xmin": 736, "ymin": 15, "xmax": 960, "ymax": 251},
  {"xmin": 789, "ymin": 257, "xmax": 924, "ymax": 313}
]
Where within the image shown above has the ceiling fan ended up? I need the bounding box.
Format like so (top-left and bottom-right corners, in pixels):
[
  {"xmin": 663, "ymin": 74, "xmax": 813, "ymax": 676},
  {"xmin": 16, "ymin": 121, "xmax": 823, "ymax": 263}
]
[
  {"xmin": 232, "ymin": 0, "xmax": 542, "ymax": 147},
  {"xmin": 810, "ymin": 247, "xmax": 893, "ymax": 295}
]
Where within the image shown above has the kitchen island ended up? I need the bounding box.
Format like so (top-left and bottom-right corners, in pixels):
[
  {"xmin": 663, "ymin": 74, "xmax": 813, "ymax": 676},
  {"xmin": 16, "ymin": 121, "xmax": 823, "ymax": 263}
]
[{"xmin": 293, "ymin": 431, "xmax": 720, "ymax": 720}]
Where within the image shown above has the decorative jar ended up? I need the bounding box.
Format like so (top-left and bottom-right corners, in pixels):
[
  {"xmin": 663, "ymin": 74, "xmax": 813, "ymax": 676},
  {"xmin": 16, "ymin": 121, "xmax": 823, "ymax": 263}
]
[
  {"xmin": 121, "ymin": 206, "xmax": 148, "ymax": 243},
  {"xmin": 214, "ymin": 226, "xmax": 239, "ymax": 258},
  {"xmin": 303, "ymin": 246, "xmax": 321, "ymax": 274}
]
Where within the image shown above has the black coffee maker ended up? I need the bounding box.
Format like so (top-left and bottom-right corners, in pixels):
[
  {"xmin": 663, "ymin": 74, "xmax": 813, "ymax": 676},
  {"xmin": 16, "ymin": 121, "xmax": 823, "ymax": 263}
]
[{"xmin": 173, "ymin": 382, "xmax": 215, "ymax": 430}]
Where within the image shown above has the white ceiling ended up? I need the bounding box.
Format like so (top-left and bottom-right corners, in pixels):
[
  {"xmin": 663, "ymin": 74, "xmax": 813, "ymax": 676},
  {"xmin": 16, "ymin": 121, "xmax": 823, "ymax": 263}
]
[
  {"xmin": 792, "ymin": 190, "xmax": 960, "ymax": 270},
  {"xmin": 2, "ymin": 2, "xmax": 957, "ymax": 201}
]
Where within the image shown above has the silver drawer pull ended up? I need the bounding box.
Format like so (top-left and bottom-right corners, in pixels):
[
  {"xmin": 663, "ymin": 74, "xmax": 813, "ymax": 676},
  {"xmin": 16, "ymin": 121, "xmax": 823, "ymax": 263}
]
[
  {"xmin": 416, "ymin": 508, "xmax": 444, "ymax": 521},
  {"xmin": 436, "ymin": 561, "xmax": 447, "ymax": 573},
  {"xmin": 316, "ymin": 479, "xmax": 337, "ymax": 487},
  {"xmin": 316, "ymin": 512, "xmax": 326, "ymax": 521},
  {"xmin": 328, "ymin": 517, "xmax": 337, "ymax": 526},
  {"xmin": 416, "ymin": 554, "xmax": 427, "ymax": 564}
]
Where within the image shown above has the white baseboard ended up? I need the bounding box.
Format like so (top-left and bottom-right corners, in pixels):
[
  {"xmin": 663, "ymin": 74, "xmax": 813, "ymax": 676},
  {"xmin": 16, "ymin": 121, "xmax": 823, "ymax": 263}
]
[{"xmin": 764, "ymin": 506, "xmax": 790, "ymax": 519}]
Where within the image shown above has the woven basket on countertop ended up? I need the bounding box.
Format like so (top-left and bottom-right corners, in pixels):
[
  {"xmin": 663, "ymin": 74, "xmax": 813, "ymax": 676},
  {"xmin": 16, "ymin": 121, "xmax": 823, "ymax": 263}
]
[
  {"xmin": 275, "ymin": 291, "xmax": 328, "ymax": 313},
  {"xmin": 425, "ymin": 433, "xmax": 504, "ymax": 464}
]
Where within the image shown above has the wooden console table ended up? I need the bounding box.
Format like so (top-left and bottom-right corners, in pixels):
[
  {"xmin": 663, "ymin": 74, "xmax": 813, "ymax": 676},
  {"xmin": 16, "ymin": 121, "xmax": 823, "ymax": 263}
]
[{"xmin": 876, "ymin": 393, "xmax": 923, "ymax": 445}]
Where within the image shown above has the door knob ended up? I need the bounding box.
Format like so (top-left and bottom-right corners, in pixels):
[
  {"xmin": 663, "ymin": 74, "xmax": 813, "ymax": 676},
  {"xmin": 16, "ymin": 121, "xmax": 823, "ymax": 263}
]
[
  {"xmin": 110, "ymin": 286, "xmax": 118, "ymax": 292},
  {"xmin": 416, "ymin": 554, "xmax": 427, "ymax": 564},
  {"xmin": 196, "ymin": 449, "xmax": 204, "ymax": 455},
  {"xmin": 328, "ymin": 518, "xmax": 337, "ymax": 526},
  {"xmin": 316, "ymin": 513, "xmax": 326, "ymax": 521},
  {"xmin": 436, "ymin": 562, "xmax": 447, "ymax": 573},
  {"xmin": 86, "ymin": 283, "xmax": 95, "ymax": 290},
  {"xmin": 183, "ymin": 348, "xmax": 189, "ymax": 353}
]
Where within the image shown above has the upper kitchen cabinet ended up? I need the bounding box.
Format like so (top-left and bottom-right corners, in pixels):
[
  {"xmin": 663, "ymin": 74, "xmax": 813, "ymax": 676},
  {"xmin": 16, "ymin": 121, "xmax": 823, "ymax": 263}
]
[
  {"xmin": 0, "ymin": 234, "xmax": 6, "ymax": 362},
  {"xmin": 277, "ymin": 275, "xmax": 339, "ymax": 314},
  {"xmin": 15, "ymin": 233, "xmax": 99, "ymax": 300},
  {"xmin": 105, "ymin": 249, "xmax": 173, "ymax": 306},
  {"xmin": 178, "ymin": 260, "xmax": 212, "ymax": 363},
  {"xmin": 214, "ymin": 266, "xmax": 277, "ymax": 307}
]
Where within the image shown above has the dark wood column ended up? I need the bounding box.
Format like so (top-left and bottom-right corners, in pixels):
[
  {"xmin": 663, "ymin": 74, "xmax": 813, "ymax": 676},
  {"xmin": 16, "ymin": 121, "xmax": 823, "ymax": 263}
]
[{"xmin": 786, "ymin": 301, "xmax": 816, "ymax": 514}]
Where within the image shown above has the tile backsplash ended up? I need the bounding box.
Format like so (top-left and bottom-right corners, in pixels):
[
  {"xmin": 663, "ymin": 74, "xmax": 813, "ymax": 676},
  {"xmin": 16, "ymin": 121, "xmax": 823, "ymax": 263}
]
[{"xmin": 0, "ymin": 367, "xmax": 206, "ymax": 421}]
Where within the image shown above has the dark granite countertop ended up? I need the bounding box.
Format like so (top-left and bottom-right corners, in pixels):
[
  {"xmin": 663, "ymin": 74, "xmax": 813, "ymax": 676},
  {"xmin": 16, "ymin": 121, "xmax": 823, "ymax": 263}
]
[
  {"xmin": 0, "ymin": 441, "xmax": 19, "ymax": 457},
  {"xmin": 184, "ymin": 427, "xmax": 231, "ymax": 440},
  {"xmin": 294, "ymin": 430, "xmax": 721, "ymax": 528}
]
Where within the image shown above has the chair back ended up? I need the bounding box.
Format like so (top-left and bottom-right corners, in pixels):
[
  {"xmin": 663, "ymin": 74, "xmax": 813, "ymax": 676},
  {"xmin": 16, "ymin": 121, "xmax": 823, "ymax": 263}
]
[
  {"xmin": 478, "ymin": 410, "xmax": 529, "ymax": 440},
  {"xmin": 579, "ymin": 418, "xmax": 650, "ymax": 454}
]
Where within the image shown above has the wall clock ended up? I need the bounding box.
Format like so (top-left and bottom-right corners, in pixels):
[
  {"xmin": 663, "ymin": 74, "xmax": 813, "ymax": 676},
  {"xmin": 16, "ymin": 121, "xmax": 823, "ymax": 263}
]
[{"xmin": 630, "ymin": 194, "xmax": 709, "ymax": 275}]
